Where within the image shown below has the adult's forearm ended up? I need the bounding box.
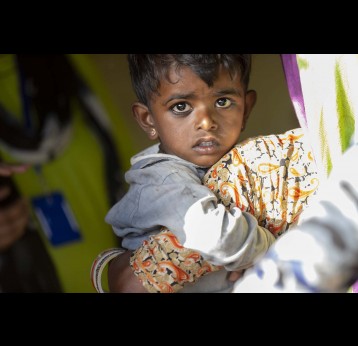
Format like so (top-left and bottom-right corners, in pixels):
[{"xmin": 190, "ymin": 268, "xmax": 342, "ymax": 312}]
[{"xmin": 108, "ymin": 250, "xmax": 147, "ymax": 293}]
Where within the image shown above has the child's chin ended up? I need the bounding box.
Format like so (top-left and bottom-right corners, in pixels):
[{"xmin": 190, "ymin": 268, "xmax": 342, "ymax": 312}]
[{"xmin": 195, "ymin": 157, "xmax": 221, "ymax": 168}]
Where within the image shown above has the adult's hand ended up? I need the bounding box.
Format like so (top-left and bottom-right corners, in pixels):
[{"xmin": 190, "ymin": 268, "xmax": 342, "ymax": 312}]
[
  {"xmin": 0, "ymin": 185, "xmax": 29, "ymax": 252},
  {"xmin": 0, "ymin": 163, "xmax": 30, "ymax": 177}
]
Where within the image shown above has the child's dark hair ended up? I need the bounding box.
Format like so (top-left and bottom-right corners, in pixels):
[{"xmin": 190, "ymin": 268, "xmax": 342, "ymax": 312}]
[{"xmin": 127, "ymin": 54, "xmax": 251, "ymax": 106}]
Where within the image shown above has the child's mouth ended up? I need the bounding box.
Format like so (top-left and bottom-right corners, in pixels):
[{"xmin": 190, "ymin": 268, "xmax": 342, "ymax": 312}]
[{"xmin": 193, "ymin": 140, "xmax": 218, "ymax": 154}]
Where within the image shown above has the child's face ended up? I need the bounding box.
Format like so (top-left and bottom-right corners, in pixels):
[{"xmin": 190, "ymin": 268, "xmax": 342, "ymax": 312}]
[{"xmin": 134, "ymin": 65, "xmax": 256, "ymax": 167}]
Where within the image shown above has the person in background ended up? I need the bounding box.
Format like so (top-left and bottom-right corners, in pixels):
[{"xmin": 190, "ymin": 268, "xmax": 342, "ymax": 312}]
[
  {"xmin": 0, "ymin": 161, "xmax": 62, "ymax": 292},
  {"xmin": 0, "ymin": 162, "xmax": 30, "ymax": 252},
  {"xmin": 0, "ymin": 54, "xmax": 127, "ymax": 292}
]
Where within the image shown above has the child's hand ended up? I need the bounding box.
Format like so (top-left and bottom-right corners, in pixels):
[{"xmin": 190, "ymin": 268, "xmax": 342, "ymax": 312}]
[
  {"xmin": 228, "ymin": 269, "xmax": 245, "ymax": 282},
  {"xmin": 0, "ymin": 163, "xmax": 31, "ymax": 176}
]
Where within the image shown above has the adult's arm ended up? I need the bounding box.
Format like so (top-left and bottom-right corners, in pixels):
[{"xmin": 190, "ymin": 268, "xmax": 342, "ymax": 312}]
[
  {"xmin": 108, "ymin": 250, "xmax": 147, "ymax": 293},
  {"xmin": 107, "ymin": 247, "xmax": 243, "ymax": 293},
  {"xmin": 0, "ymin": 163, "xmax": 30, "ymax": 176},
  {"xmin": 0, "ymin": 172, "xmax": 30, "ymax": 252}
]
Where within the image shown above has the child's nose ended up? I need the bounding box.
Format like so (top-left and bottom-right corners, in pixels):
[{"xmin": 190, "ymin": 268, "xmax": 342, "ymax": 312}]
[{"xmin": 195, "ymin": 108, "xmax": 218, "ymax": 131}]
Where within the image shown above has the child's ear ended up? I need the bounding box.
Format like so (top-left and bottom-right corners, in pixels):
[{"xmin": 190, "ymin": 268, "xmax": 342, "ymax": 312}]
[
  {"xmin": 242, "ymin": 90, "xmax": 257, "ymax": 131},
  {"xmin": 132, "ymin": 102, "xmax": 158, "ymax": 140}
]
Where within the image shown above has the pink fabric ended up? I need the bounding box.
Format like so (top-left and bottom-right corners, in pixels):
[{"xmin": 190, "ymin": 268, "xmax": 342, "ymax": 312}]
[{"xmin": 281, "ymin": 54, "xmax": 307, "ymax": 128}]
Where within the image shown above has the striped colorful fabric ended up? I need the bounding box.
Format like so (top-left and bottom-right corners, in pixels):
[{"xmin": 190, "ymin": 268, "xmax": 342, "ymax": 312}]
[
  {"xmin": 282, "ymin": 54, "xmax": 358, "ymax": 292},
  {"xmin": 282, "ymin": 54, "xmax": 357, "ymax": 178}
]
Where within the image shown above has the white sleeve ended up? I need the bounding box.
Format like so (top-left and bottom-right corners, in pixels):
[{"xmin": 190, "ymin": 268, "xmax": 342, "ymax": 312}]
[{"xmin": 182, "ymin": 195, "xmax": 276, "ymax": 271}]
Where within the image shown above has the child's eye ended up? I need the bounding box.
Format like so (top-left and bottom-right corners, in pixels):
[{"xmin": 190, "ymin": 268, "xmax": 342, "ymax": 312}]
[
  {"xmin": 216, "ymin": 98, "xmax": 232, "ymax": 108},
  {"xmin": 171, "ymin": 102, "xmax": 192, "ymax": 114}
]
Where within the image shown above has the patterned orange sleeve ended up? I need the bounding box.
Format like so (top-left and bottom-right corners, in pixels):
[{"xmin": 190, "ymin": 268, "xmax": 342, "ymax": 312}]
[
  {"xmin": 129, "ymin": 229, "xmax": 221, "ymax": 293},
  {"xmin": 130, "ymin": 128, "xmax": 319, "ymax": 292},
  {"xmin": 205, "ymin": 127, "xmax": 319, "ymax": 237}
]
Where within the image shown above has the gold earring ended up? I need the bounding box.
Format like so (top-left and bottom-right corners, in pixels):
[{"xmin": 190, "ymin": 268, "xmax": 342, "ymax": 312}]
[{"xmin": 150, "ymin": 128, "xmax": 156, "ymax": 136}]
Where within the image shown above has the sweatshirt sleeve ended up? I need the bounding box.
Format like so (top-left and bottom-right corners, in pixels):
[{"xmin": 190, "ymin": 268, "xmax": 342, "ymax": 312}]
[{"xmin": 180, "ymin": 194, "xmax": 275, "ymax": 270}]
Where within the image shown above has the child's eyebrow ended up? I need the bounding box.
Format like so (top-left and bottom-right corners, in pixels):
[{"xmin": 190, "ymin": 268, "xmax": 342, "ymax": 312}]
[
  {"xmin": 162, "ymin": 88, "xmax": 243, "ymax": 106},
  {"xmin": 213, "ymin": 88, "xmax": 242, "ymax": 97},
  {"xmin": 163, "ymin": 92, "xmax": 196, "ymax": 105}
]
